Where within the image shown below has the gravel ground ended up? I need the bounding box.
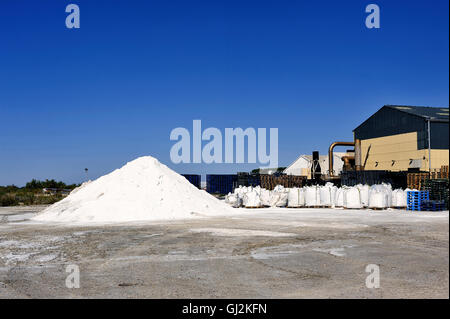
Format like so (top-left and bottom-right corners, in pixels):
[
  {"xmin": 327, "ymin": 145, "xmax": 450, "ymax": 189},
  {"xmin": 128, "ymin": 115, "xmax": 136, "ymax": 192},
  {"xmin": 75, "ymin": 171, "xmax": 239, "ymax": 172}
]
[{"xmin": 0, "ymin": 206, "xmax": 448, "ymax": 298}]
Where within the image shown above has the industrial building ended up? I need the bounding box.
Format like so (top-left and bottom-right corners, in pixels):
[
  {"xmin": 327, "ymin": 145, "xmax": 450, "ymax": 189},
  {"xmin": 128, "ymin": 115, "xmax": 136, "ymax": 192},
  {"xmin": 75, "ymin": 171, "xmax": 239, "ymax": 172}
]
[
  {"xmin": 287, "ymin": 105, "xmax": 449, "ymax": 179},
  {"xmin": 353, "ymin": 105, "xmax": 449, "ymax": 172}
]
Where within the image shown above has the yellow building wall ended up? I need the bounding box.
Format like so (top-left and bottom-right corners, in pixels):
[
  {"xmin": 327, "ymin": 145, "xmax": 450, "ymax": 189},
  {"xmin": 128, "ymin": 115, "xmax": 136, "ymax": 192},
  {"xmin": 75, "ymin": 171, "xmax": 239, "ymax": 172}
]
[{"xmin": 360, "ymin": 132, "xmax": 449, "ymax": 171}]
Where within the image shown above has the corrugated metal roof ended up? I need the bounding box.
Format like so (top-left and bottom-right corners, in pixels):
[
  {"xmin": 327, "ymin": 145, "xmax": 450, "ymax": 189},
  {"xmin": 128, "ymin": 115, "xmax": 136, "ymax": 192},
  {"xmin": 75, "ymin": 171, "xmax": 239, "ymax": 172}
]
[{"xmin": 385, "ymin": 105, "xmax": 449, "ymax": 121}]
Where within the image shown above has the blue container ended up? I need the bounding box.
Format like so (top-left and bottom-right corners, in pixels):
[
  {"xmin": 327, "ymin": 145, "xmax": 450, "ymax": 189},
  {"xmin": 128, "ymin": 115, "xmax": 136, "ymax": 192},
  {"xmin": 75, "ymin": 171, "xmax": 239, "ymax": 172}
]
[
  {"xmin": 206, "ymin": 174, "xmax": 237, "ymax": 194},
  {"xmin": 181, "ymin": 174, "xmax": 201, "ymax": 189}
]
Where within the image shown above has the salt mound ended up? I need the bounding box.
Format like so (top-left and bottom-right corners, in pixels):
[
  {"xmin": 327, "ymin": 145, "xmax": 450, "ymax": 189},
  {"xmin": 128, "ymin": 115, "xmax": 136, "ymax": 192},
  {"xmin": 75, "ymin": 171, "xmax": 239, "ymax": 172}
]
[{"xmin": 32, "ymin": 156, "xmax": 234, "ymax": 223}]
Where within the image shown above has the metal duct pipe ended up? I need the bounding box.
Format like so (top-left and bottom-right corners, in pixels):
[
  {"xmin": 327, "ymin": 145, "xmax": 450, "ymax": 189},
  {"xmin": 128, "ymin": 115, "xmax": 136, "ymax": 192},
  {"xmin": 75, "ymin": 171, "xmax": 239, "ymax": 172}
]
[
  {"xmin": 355, "ymin": 139, "xmax": 362, "ymax": 171},
  {"xmin": 328, "ymin": 141, "xmax": 355, "ymax": 177}
]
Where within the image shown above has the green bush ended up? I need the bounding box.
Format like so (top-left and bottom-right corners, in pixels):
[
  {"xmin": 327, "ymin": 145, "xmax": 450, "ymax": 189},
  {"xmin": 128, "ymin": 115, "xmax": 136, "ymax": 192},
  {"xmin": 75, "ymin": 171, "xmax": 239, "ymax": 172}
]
[{"xmin": 0, "ymin": 194, "xmax": 19, "ymax": 206}]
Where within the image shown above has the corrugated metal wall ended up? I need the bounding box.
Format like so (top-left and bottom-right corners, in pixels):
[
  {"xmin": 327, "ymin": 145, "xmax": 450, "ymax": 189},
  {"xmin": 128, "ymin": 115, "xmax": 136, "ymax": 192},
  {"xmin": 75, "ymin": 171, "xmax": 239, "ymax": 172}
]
[{"xmin": 354, "ymin": 106, "xmax": 448, "ymax": 150}]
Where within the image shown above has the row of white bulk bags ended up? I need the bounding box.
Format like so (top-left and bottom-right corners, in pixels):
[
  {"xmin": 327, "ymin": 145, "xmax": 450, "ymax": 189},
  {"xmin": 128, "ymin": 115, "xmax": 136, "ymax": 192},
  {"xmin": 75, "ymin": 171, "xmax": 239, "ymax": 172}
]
[
  {"xmin": 287, "ymin": 187, "xmax": 305, "ymax": 207},
  {"xmin": 227, "ymin": 183, "xmax": 408, "ymax": 210}
]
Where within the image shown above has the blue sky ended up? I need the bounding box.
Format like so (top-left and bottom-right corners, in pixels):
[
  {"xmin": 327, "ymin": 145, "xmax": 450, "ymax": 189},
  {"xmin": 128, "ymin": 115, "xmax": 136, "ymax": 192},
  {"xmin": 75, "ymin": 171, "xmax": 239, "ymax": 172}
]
[{"xmin": 0, "ymin": 0, "xmax": 448, "ymax": 186}]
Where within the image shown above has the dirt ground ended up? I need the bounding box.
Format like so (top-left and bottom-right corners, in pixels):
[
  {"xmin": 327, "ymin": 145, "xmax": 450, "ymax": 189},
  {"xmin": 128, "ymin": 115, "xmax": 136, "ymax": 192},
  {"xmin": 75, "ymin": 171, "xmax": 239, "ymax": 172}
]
[{"xmin": 0, "ymin": 205, "xmax": 448, "ymax": 298}]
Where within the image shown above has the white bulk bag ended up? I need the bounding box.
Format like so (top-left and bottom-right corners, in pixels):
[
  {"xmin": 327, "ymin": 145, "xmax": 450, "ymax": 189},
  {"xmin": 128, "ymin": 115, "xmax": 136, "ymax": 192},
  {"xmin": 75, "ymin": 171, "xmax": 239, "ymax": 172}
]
[
  {"xmin": 275, "ymin": 192, "xmax": 289, "ymax": 207},
  {"xmin": 391, "ymin": 189, "xmax": 408, "ymax": 207},
  {"xmin": 260, "ymin": 189, "xmax": 271, "ymax": 207},
  {"xmin": 287, "ymin": 188, "xmax": 305, "ymax": 207},
  {"xmin": 225, "ymin": 193, "xmax": 242, "ymax": 208},
  {"xmin": 273, "ymin": 185, "xmax": 285, "ymax": 192},
  {"xmin": 330, "ymin": 185, "xmax": 337, "ymax": 207},
  {"xmin": 269, "ymin": 192, "xmax": 280, "ymax": 207},
  {"xmin": 304, "ymin": 186, "xmax": 319, "ymax": 207},
  {"xmin": 356, "ymin": 184, "xmax": 370, "ymax": 207},
  {"xmin": 319, "ymin": 184, "xmax": 335, "ymax": 207},
  {"xmin": 334, "ymin": 187, "xmax": 345, "ymax": 207},
  {"xmin": 383, "ymin": 183, "xmax": 393, "ymax": 207},
  {"xmin": 368, "ymin": 187, "xmax": 388, "ymax": 208},
  {"xmin": 243, "ymin": 191, "xmax": 262, "ymax": 208},
  {"xmin": 344, "ymin": 187, "xmax": 362, "ymax": 209}
]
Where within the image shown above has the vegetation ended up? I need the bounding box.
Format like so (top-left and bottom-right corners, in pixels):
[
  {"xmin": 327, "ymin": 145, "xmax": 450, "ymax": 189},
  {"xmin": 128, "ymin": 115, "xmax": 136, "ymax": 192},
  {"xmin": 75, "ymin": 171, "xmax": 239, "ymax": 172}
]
[
  {"xmin": 0, "ymin": 179, "xmax": 80, "ymax": 207},
  {"xmin": 25, "ymin": 179, "xmax": 78, "ymax": 190}
]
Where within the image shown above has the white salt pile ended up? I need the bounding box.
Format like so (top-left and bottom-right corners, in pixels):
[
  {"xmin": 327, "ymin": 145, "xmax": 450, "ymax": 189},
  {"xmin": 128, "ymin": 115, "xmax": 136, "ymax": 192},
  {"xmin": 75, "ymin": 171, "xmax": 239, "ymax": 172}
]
[{"xmin": 32, "ymin": 156, "xmax": 234, "ymax": 223}]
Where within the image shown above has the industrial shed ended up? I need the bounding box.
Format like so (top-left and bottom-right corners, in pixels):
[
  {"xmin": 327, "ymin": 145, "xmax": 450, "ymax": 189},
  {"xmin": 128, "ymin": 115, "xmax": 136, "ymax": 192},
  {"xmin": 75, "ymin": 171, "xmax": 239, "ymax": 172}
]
[{"xmin": 353, "ymin": 105, "xmax": 449, "ymax": 172}]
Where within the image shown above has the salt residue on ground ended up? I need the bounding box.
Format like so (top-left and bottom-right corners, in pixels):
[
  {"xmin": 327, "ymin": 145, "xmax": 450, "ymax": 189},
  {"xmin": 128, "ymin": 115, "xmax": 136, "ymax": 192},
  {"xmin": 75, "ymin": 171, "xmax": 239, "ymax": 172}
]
[
  {"xmin": 189, "ymin": 228, "xmax": 297, "ymax": 237},
  {"xmin": 32, "ymin": 156, "xmax": 234, "ymax": 223}
]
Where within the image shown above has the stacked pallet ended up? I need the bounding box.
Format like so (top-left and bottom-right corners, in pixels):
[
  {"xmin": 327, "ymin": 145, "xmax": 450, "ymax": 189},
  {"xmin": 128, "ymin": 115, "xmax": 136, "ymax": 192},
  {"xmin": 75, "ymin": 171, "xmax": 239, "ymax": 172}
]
[
  {"xmin": 421, "ymin": 200, "xmax": 446, "ymax": 211},
  {"xmin": 421, "ymin": 179, "xmax": 449, "ymax": 210},
  {"xmin": 430, "ymin": 165, "xmax": 449, "ymax": 179},
  {"xmin": 260, "ymin": 175, "xmax": 305, "ymax": 190},
  {"xmin": 407, "ymin": 166, "xmax": 450, "ymax": 190},
  {"xmin": 407, "ymin": 190, "xmax": 430, "ymax": 211},
  {"xmin": 407, "ymin": 172, "xmax": 430, "ymax": 190}
]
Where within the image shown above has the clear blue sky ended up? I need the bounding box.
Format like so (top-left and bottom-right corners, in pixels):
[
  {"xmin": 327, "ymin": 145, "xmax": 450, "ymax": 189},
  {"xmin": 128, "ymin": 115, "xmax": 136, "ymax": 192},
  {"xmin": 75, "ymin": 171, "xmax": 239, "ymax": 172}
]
[{"xmin": 1, "ymin": 0, "xmax": 448, "ymax": 186}]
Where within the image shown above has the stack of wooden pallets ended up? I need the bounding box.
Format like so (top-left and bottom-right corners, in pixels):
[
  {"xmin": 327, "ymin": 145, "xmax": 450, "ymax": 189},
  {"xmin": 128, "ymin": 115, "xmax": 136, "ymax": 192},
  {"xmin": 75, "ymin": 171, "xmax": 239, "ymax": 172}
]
[
  {"xmin": 260, "ymin": 175, "xmax": 305, "ymax": 190},
  {"xmin": 407, "ymin": 172, "xmax": 430, "ymax": 190},
  {"xmin": 407, "ymin": 166, "xmax": 449, "ymax": 189}
]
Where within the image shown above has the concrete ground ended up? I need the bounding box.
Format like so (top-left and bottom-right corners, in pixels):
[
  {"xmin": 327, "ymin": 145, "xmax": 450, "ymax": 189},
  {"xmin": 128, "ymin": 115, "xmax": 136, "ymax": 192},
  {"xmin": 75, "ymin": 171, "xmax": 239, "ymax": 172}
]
[{"xmin": 0, "ymin": 205, "xmax": 448, "ymax": 298}]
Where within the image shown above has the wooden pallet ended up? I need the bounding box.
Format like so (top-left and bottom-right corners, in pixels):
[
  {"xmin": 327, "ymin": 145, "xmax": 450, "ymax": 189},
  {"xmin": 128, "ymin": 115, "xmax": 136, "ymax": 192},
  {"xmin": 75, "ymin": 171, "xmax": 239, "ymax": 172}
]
[
  {"xmin": 260, "ymin": 175, "xmax": 306, "ymax": 190},
  {"xmin": 305, "ymin": 205, "xmax": 331, "ymax": 208}
]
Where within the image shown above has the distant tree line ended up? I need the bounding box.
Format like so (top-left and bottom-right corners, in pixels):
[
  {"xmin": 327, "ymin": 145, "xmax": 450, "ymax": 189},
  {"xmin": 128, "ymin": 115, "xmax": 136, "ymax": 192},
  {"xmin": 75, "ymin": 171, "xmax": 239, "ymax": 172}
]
[
  {"xmin": 0, "ymin": 179, "xmax": 80, "ymax": 206},
  {"xmin": 24, "ymin": 179, "xmax": 79, "ymax": 190}
]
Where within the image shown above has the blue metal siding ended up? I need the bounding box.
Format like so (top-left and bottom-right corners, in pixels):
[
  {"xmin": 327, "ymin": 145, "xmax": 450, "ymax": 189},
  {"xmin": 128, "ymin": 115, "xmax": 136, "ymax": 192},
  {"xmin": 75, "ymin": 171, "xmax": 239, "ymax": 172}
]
[
  {"xmin": 430, "ymin": 122, "xmax": 449, "ymax": 149},
  {"xmin": 354, "ymin": 106, "xmax": 449, "ymax": 150},
  {"xmin": 354, "ymin": 107, "xmax": 425, "ymax": 140},
  {"xmin": 181, "ymin": 174, "xmax": 201, "ymax": 188}
]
